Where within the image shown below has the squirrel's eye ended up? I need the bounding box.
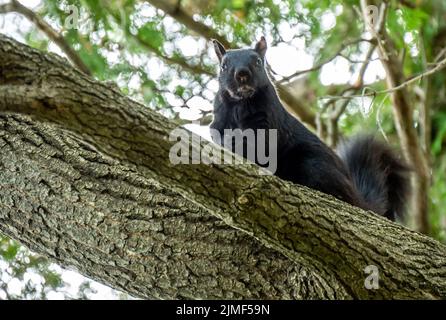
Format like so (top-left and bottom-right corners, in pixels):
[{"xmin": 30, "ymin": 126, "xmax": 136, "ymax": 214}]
[
  {"xmin": 256, "ymin": 58, "xmax": 263, "ymax": 66},
  {"xmin": 221, "ymin": 63, "xmax": 227, "ymax": 71}
]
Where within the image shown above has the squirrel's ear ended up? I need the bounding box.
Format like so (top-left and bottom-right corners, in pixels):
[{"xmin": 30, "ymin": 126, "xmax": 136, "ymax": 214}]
[
  {"xmin": 212, "ymin": 39, "xmax": 226, "ymax": 63},
  {"xmin": 254, "ymin": 36, "xmax": 267, "ymax": 58}
]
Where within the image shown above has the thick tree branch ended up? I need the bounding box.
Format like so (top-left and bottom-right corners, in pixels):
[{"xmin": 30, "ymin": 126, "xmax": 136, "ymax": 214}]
[
  {"xmin": 0, "ymin": 113, "xmax": 345, "ymax": 299},
  {"xmin": 1, "ymin": 35, "xmax": 446, "ymax": 299}
]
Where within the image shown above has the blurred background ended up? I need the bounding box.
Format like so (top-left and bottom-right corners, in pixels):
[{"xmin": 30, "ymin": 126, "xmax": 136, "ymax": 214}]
[{"xmin": 0, "ymin": 0, "xmax": 445, "ymax": 299}]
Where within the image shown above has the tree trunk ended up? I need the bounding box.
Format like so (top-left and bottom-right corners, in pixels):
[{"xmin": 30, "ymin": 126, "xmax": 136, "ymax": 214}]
[
  {"xmin": 0, "ymin": 35, "xmax": 446, "ymax": 299},
  {"xmin": 360, "ymin": 0, "xmax": 431, "ymax": 235}
]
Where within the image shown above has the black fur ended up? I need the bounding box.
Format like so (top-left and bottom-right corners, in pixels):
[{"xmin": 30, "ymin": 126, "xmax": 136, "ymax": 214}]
[
  {"xmin": 337, "ymin": 136, "xmax": 411, "ymax": 220},
  {"xmin": 210, "ymin": 38, "xmax": 410, "ymax": 221}
]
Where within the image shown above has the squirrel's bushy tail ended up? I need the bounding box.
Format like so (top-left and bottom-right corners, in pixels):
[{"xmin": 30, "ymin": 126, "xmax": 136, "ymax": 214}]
[{"xmin": 337, "ymin": 135, "xmax": 411, "ymax": 222}]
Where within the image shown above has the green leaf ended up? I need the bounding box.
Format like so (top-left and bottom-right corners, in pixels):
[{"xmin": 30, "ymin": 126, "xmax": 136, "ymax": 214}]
[
  {"xmin": 1, "ymin": 243, "xmax": 19, "ymax": 261},
  {"xmin": 137, "ymin": 22, "xmax": 164, "ymax": 50}
]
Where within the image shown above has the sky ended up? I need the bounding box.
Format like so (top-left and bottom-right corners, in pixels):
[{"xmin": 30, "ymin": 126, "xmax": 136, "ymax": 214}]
[{"xmin": 0, "ymin": 0, "xmax": 386, "ymax": 299}]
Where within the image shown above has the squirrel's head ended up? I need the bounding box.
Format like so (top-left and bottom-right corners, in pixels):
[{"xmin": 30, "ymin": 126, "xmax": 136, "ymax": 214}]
[{"xmin": 212, "ymin": 37, "xmax": 270, "ymax": 100}]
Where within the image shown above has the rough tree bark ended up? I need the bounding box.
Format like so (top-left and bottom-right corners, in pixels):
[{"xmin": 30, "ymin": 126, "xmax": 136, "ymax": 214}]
[{"xmin": 0, "ymin": 35, "xmax": 446, "ymax": 299}]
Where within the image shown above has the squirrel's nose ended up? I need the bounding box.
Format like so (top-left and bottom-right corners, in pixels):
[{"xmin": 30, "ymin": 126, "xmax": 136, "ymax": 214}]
[{"xmin": 235, "ymin": 68, "xmax": 251, "ymax": 84}]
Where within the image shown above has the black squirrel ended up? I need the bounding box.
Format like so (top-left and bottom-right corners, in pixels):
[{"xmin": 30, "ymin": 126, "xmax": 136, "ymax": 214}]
[{"xmin": 210, "ymin": 37, "xmax": 410, "ymax": 221}]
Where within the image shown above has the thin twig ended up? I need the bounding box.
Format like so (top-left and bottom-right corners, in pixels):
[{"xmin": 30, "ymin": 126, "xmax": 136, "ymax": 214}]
[
  {"xmin": 277, "ymin": 38, "xmax": 373, "ymax": 84},
  {"xmin": 320, "ymin": 55, "xmax": 446, "ymax": 101},
  {"xmin": 324, "ymin": 42, "xmax": 377, "ymax": 146}
]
